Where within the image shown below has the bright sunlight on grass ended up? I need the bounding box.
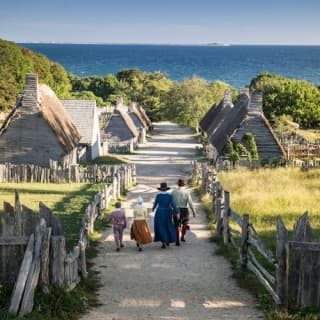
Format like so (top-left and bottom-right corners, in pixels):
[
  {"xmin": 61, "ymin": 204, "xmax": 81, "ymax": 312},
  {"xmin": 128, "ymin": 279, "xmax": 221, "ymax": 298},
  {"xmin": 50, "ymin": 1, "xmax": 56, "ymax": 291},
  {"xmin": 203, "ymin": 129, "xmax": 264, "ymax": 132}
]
[
  {"xmin": 0, "ymin": 182, "xmax": 105, "ymax": 249},
  {"xmin": 218, "ymin": 167, "xmax": 320, "ymax": 239}
]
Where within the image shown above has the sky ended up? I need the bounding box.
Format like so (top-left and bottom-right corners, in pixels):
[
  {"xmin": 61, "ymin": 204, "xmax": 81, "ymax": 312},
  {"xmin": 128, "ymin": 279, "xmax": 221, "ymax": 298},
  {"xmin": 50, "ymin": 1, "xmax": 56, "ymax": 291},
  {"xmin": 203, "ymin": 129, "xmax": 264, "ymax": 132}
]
[{"xmin": 0, "ymin": 0, "xmax": 319, "ymax": 45}]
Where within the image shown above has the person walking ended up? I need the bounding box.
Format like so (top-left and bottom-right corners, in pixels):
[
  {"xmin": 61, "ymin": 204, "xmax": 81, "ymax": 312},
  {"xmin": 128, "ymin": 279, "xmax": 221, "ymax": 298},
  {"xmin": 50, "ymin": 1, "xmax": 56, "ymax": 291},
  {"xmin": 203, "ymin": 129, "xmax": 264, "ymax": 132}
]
[
  {"xmin": 152, "ymin": 182, "xmax": 179, "ymax": 248},
  {"xmin": 130, "ymin": 196, "xmax": 152, "ymax": 251},
  {"xmin": 107, "ymin": 201, "xmax": 127, "ymax": 252},
  {"xmin": 172, "ymin": 178, "xmax": 196, "ymax": 243}
]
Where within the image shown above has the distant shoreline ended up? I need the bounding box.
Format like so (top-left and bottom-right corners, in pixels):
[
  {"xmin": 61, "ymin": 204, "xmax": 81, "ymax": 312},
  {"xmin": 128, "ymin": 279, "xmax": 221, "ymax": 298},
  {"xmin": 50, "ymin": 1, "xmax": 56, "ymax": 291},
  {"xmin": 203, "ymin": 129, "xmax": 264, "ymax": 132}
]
[{"xmin": 17, "ymin": 42, "xmax": 320, "ymax": 47}]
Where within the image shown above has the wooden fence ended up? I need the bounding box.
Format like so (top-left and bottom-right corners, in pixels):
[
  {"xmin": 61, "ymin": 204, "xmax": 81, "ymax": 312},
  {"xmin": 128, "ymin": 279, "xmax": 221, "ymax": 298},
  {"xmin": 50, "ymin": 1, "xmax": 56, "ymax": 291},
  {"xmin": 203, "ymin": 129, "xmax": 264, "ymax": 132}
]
[
  {"xmin": 0, "ymin": 162, "xmax": 136, "ymax": 184},
  {"xmin": 192, "ymin": 160, "xmax": 320, "ymax": 312},
  {"xmin": 213, "ymin": 157, "xmax": 320, "ymax": 172},
  {"xmin": 0, "ymin": 164, "xmax": 136, "ymax": 316}
]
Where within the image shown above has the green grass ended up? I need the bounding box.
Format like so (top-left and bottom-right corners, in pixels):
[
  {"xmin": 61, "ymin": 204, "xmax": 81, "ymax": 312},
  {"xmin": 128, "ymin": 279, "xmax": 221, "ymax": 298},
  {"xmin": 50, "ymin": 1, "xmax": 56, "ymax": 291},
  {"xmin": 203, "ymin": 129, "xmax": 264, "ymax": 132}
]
[
  {"xmin": 82, "ymin": 154, "xmax": 129, "ymax": 165},
  {"xmin": 209, "ymin": 167, "xmax": 320, "ymax": 319},
  {"xmin": 217, "ymin": 167, "xmax": 320, "ymax": 237},
  {"xmin": 297, "ymin": 128, "xmax": 320, "ymax": 143},
  {"xmin": 0, "ymin": 182, "xmax": 105, "ymax": 249},
  {"xmin": 0, "ymin": 183, "xmax": 119, "ymax": 320}
]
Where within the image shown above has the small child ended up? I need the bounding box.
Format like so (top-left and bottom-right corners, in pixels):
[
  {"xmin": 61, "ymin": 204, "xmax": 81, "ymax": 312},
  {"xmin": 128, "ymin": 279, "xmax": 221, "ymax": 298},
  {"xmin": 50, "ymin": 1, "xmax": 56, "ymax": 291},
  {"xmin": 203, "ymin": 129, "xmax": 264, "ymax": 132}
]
[{"xmin": 107, "ymin": 201, "xmax": 127, "ymax": 251}]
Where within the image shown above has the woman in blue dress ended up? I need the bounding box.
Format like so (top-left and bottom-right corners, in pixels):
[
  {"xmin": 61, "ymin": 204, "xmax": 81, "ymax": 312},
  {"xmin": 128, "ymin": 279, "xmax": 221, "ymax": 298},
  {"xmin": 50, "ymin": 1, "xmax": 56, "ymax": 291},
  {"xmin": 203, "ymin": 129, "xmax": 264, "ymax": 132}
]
[{"xmin": 152, "ymin": 182, "xmax": 179, "ymax": 248}]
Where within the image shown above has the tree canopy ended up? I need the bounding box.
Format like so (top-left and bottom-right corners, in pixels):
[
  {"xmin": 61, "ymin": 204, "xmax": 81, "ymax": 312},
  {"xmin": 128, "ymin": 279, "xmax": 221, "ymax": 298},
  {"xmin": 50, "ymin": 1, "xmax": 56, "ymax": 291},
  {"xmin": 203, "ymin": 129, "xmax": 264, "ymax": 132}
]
[
  {"xmin": 2, "ymin": 40, "xmax": 320, "ymax": 132},
  {"xmin": 250, "ymin": 72, "xmax": 320, "ymax": 128},
  {"xmin": 0, "ymin": 39, "xmax": 71, "ymax": 111}
]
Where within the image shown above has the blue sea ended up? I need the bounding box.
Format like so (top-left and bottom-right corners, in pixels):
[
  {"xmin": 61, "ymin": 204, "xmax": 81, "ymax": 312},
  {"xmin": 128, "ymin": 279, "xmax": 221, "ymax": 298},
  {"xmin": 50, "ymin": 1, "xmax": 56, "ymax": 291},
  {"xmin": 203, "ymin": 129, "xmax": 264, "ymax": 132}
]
[{"xmin": 20, "ymin": 43, "xmax": 320, "ymax": 88}]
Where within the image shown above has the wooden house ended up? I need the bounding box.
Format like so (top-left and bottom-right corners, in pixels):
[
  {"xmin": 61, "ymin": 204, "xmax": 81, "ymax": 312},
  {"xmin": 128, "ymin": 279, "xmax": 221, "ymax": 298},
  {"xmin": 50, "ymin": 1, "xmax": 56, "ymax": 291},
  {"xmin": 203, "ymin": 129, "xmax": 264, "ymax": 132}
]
[
  {"xmin": 61, "ymin": 99, "xmax": 102, "ymax": 161},
  {"xmin": 128, "ymin": 102, "xmax": 148, "ymax": 143},
  {"xmin": 0, "ymin": 74, "xmax": 80, "ymax": 167},
  {"xmin": 137, "ymin": 105, "xmax": 153, "ymax": 129},
  {"xmin": 101, "ymin": 101, "xmax": 139, "ymax": 153},
  {"xmin": 200, "ymin": 89, "xmax": 286, "ymax": 162}
]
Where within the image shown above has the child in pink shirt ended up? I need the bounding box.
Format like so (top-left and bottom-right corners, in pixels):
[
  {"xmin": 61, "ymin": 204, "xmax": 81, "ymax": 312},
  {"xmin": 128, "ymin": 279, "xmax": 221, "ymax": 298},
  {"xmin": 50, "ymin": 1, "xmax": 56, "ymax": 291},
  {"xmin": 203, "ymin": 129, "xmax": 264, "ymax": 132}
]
[{"xmin": 107, "ymin": 202, "xmax": 127, "ymax": 251}]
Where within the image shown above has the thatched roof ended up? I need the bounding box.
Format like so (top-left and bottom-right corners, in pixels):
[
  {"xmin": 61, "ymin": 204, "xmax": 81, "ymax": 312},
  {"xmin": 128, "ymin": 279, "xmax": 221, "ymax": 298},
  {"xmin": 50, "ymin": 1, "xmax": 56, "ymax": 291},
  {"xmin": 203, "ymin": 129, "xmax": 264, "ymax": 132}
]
[
  {"xmin": 210, "ymin": 93, "xmax": 249, "ymax": 153},
  {"xmin": 38, "ymin": 84, "xmax": 80, "ymax": 152},
  {"xmin": 200, "ymin": 91, "xmax": 233, "ymax": 132},
  {"xmin": 0, "ymin": 74, "xmax": 80, "ymax": 153},
  {"xmin": 209, "ymin": 90, "xmax": 286, "ymax": 159},
  {"xmin": 117, "ymin": 109, "xmax": 139, "ymax": 137},
  {"xmin": 61, "ymin": 99, "xmax": 97, "ymax": 145},
  {"xmin": 102, "ymin": 109, "xmax": 139, "ymax": 142},
  {"xmin": 129, "ymin": 111, "xmax": 145, "ymax": 129},
  {"xmin": 137, "ymin": 105, "xmax": 152, "ymax": 127}
]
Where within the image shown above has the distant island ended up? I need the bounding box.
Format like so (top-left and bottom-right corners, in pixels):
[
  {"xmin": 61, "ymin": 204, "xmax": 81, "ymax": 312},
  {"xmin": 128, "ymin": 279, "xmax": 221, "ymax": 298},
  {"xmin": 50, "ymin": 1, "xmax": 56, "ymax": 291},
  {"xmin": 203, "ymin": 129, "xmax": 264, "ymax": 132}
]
[{"xmin": 208, "ymin": 42, "xmax": 231, "ymax": 46}]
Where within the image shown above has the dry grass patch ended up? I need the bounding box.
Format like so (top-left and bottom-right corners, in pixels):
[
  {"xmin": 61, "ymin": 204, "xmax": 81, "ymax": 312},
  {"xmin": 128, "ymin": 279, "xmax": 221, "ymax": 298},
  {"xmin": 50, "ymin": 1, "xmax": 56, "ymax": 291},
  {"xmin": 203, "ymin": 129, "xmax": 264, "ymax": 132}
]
[{"xmin": 218, "ymin": 167, "xmax": 320, "ymax": 237}]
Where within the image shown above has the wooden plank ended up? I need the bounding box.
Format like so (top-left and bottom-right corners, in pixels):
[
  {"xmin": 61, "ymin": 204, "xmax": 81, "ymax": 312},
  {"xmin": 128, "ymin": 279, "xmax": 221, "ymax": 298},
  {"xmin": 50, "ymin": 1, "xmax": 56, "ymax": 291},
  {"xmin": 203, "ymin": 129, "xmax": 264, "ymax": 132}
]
[
  {"xmin": 79, "ymin": 240, "xmax": 88, "ymax": 279},
  {"xmin": 230, "ymin": 237, "xmax": 239, "ymax": 250},
  {"xmin": 1, "ymin": 201, "xmax": 21, "ymax": 283},
  {"xmin": 14, "ymin": 191, "xmax": 22, "ymax": 236},
  {"xmin": 248, "ymin": 237, "xmax": 275, "ymax": 265},
  {"xmin": 40, "ymin": 227, "xmax": 52, "ymax": 293},
  {"xmin": 229, "ymin": 227, "xmax": 241, "ymax": 237},
  {"xmin": 215, "ymin": 198, "xmax": 222, "ymax": 238},
  {"xmin": 229, "ymin": 209, "xmax": 243, "ymax": 227},
  {"xmin": 289, "ymin": 241, "xmax": 320, "ymax": 251},
  {"xmin": 0, "ymin": 236, "xmax": 29, "ymax": 245},
  {"xmin": 9, "ymin": 234, "xmax": 34, "ymax": 315},
  {"xmin": 51, "ymin": 236, "xmax": 66, "ymax": 287},
  {"xmin": 19, "ymin": 221, "xmax": 44, "ymax": 316},
  {"xmin": 240, "ymin": 214, "xmax": 249, "ymax": 271},
  {"xmin": 248, "ymin": 248, "xmax": 275, "ymax": 284},
  {"xmin": 289, "ymin": 212, "xmax": 310, "ymax": 306},
  {"xmin": 223, "ymin": 191, "xmax": 230, "ymax": 245},
  {"xmin": 276, "ymin": 216, "xmax": 288, "ymax": 310},
  {"xmin": 248, "ymin": 261, "xmax": 281, "ymax": 305},
  {"xmin": 21, "ymin": 205, "xmax": 36, "ymax": 236}
]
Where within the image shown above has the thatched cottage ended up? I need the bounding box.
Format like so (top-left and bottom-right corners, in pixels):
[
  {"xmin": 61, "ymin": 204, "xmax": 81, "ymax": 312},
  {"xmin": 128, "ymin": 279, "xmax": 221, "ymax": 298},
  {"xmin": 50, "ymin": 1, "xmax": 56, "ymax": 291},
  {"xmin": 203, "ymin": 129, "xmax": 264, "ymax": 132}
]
[
  {"xmin": 128, "ymin": 102, "xmax": 149, "ymax": 143},
  {"xmin": 0, "ymin": 74, "xmax": 80, "ymax": 167},
  {"xmin": 61, "ymin": 99, "xmax": 102, "ymax": 161},
  {"xmin": 101, "ymin": 101, "xmax": 139, "ymax": 153},
  {"xmin": 200, "ymin": 89, "xmax": 286, "ymax": 162}
]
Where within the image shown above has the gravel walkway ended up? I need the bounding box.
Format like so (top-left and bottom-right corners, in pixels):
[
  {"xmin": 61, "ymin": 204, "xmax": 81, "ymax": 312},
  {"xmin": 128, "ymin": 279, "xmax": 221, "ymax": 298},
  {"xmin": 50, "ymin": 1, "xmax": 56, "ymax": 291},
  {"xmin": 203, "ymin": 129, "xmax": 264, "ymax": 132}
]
[{"xmin": 80, "ymin": 122, "xmax": 264, "ymax": 320}]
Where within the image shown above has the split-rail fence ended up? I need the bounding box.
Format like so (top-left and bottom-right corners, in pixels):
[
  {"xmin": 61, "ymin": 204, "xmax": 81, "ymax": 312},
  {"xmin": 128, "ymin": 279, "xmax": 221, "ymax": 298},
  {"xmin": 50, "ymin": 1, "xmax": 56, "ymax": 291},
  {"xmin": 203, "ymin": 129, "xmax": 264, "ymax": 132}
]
[{"xmin": 192, "ymin": 161, "xmax": 320, "ymax": 312}]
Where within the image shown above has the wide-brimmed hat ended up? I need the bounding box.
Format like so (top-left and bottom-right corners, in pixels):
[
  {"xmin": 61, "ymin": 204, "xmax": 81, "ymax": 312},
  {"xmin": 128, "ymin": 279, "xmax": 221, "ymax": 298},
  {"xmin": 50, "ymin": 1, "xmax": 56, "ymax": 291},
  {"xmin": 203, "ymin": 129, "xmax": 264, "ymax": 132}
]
[
  {"xmin": 178, "ymin": 178, "xmax": 186, "ymax": 186},
  {"xmin": 157, "ymin": 182, "xmax": 170, "ymax": 191}
]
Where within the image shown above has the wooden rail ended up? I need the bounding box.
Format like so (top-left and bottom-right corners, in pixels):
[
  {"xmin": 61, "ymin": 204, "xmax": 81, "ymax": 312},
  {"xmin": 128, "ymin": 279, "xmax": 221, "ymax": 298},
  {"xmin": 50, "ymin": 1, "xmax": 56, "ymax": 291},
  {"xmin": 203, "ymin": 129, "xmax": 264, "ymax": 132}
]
[
  {"xmin": 193, "ymin": 161, "xmax": 285, "ymax": 310},
  {"xmin": 193, "ymin": 160, "xmax": 320, "ymax": 312},
  {"xmin": 0, "ymin": 163, "xmax": 136, "ymax": 316}
]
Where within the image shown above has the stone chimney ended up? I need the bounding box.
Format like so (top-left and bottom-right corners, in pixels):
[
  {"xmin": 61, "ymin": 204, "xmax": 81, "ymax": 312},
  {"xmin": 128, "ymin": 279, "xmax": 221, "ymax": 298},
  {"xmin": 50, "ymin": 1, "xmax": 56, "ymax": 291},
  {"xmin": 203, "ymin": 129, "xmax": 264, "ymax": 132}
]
[
  {"xmin": 115, "ymin": 97, "xmax": 128, "ymax": 112},
  {"xmin": 128, "ymin": 101, "xmax": 137, "ymax": 113},
  {"xmin": 223, "ymin": 90, "xmax": 233, "ymax": 108},
  {"xmin": 21, "ymin": 74, "xmax": 39, "ymax": 113},
  {"xmin": 239, "ymin": 87, "xmax": 250, "ymax": 97}
]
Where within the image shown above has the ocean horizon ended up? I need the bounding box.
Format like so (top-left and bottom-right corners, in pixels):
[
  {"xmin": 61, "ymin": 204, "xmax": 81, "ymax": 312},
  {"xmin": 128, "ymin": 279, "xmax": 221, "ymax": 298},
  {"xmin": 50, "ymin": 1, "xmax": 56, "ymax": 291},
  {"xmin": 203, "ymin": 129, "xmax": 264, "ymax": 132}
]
[{"xmin": 20, "ymin": 43, "xmax": 320, "ymax": 88}]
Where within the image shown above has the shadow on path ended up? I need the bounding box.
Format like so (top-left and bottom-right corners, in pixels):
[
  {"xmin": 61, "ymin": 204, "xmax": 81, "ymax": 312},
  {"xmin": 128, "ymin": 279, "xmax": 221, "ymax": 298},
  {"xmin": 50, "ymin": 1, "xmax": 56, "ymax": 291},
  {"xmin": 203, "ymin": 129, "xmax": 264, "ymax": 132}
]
[{"xmin": 80, "ymin": 122, "xmax": 264, "ymax": 320}]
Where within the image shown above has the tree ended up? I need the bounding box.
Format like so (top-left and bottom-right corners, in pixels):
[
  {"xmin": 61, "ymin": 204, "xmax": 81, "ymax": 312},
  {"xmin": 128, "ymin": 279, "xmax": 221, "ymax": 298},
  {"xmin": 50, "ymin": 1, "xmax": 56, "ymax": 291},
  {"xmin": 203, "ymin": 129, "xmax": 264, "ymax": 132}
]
[
  {"xmin": 164, "ymin": 77, "xmax": 236, "ymax": 131},
  {"xmin": 0, "ymin": 39, "xmax": 73, "ymax": 111},
  {"xmin": 250, "ymin": 72, "xmax": 320, "ymax": 128}
]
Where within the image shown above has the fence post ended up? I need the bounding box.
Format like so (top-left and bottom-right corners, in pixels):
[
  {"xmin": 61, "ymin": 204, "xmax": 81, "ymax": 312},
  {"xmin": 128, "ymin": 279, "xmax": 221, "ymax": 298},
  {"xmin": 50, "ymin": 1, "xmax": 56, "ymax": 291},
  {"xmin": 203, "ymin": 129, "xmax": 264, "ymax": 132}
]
[
  {"xmin": 216, "ymin": 198, "xmax": 222, "ymax": 238},
  {"xmin": 240, "ymin": 214, "xmax": 249, "ymax": 271},
  {"xmin": 214, "ymin": 181, "xmax": 222, "ymax": 212},
  {"xmin": 276, "ymin": 216, "xmax": 288, "ymax": 311},
  {"xmin": 223, "ymin": 191, "xmax": 230, "ymax": 245}
]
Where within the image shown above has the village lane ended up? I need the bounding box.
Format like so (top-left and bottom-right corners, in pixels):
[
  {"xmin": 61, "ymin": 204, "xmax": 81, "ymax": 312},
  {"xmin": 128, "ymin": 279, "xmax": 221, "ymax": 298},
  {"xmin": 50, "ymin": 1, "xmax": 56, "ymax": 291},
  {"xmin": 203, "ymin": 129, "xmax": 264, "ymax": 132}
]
[{"xmin": 80, "ymin": 121, "xmax": 264, "ymax": 320}]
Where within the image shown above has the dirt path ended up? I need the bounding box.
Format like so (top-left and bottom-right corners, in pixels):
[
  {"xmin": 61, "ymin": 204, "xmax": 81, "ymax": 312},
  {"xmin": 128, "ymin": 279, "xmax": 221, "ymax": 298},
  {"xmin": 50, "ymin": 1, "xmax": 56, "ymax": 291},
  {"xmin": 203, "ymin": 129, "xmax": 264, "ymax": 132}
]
[{"xmin": 80, "ymin": 122, "xmax": 264, "ymax": 320}]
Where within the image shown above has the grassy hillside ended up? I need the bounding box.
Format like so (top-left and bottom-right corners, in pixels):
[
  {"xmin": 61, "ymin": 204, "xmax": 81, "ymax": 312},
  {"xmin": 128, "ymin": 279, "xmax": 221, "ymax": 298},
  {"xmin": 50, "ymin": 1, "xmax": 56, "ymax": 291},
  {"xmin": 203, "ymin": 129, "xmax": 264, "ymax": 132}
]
[{"xmin": 0, "ymin": 39, "xmax": 71, "ymax": 112}]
